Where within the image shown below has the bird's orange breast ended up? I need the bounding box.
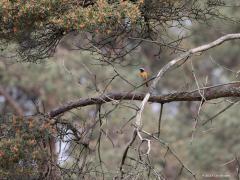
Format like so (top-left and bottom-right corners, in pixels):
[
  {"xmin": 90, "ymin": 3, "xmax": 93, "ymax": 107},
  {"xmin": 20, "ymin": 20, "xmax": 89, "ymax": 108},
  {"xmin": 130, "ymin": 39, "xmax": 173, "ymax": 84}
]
[{"xmin": 139, "ymin": 72, "xmax": 149, "ymax": 80}]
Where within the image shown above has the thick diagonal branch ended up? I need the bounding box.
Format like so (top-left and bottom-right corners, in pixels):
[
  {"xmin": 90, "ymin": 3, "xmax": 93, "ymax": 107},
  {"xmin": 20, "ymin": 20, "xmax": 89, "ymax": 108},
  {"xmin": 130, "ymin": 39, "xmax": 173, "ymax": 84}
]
[
  {"xmin": 48, "ymin": 82, "xmax": 240, "ymax": 118},
  {"xmin": 136, "ymin": 33, "xmax": 240, "ymax": 127}
]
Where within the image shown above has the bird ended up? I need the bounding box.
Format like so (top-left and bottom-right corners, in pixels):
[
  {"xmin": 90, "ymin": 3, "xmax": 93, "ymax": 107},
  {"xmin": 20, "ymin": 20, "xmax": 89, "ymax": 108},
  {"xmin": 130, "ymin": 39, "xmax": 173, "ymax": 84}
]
[{"xmin": 139, "ymin": 68, "xmax": 149, "ymax": 87}]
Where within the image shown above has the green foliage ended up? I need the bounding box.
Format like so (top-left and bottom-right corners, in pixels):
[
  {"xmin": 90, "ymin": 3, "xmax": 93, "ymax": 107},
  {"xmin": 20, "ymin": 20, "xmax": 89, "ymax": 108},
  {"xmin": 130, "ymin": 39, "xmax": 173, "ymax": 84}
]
[
  {"xmin": 0, "ymin": 115, "xmax": 54, "ymax": 179},
  {"xmin": 0, "ymin": 0, "xmax": 225, "ymax": 62},
  {"xmin": 0, "ymin": 0, "xmax": 142, "ymax": 37},
  {"xmin": 0, "ymin": 0, "xmax": 143, "ymax": 62}
]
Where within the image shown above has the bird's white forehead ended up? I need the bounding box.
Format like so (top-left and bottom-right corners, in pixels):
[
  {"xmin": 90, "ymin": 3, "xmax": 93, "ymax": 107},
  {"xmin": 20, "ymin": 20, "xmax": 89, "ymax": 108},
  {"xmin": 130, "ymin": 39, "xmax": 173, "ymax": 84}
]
[{"xmin": 139, "ymin": 68, "xmax": 145, "ymax": 70}]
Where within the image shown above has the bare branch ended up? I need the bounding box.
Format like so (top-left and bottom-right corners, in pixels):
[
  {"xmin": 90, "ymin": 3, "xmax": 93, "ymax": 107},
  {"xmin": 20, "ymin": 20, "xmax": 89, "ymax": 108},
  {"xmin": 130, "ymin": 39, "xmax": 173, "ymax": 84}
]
[
  {"xmin": 136, "ymin": 33, "xmax": 240, "ymax": 127},
  {"xmin": 201, "ymin": 102, "xmax": 237, "ymax": 126},
  {"xmin": 48, "ymin": 82, "xmax": 240, "ymax": 118},
  {"xmin": 119, "ymin": 129, "xmax": 137, "ymax": 178},
  {"xmin": 158, "ymin": 103, "xmax": 164, "ymax": 138}
]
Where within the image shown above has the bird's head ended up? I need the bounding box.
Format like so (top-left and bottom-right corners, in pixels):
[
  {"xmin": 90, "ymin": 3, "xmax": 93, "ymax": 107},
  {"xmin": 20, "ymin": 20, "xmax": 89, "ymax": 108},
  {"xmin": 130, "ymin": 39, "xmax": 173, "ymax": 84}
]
[{"xmin": 139, "ymin": 68, "xmax": 145, "ymax": 72}]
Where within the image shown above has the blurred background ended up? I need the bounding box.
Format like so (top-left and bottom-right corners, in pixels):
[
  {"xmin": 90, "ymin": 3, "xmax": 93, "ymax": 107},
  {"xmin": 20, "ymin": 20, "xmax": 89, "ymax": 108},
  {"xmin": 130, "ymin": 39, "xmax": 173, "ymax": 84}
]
[{"xmin": 1, "ymin": 0, "xmax": 240, "ymax": 179}]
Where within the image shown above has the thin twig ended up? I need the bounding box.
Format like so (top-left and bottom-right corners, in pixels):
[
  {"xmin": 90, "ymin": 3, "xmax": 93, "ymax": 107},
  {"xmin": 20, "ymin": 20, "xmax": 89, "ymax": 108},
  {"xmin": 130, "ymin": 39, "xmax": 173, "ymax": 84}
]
[
  {"xmin": 201, "ymin": 102, "xmax": 237, "ymax": 126},
  {"xmin": 158, "ymin": 103, "xmax": 164, "ymax": 138},
  {"xmin": 135, "ymin": 33, "xmax": 240, "ymax": 128},
  {"xmin": 119, "ymin": 129, "xmax": 137, "ymax": 179}
]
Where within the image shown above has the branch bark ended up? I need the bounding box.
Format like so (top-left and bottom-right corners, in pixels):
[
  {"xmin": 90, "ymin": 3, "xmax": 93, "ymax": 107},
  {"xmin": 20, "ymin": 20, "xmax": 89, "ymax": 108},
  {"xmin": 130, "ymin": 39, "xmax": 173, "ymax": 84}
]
[{"xmin": 48, "ymin": 82, "xmax": 240, "ymax": 118}]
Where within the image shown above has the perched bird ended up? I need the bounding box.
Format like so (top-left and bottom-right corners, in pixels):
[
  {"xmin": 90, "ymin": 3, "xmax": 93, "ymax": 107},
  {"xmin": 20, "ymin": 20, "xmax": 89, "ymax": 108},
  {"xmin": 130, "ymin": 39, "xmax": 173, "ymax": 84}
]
[{"xmin": 139, "ymin": 68, "xmax": 149, "ymax": 87}]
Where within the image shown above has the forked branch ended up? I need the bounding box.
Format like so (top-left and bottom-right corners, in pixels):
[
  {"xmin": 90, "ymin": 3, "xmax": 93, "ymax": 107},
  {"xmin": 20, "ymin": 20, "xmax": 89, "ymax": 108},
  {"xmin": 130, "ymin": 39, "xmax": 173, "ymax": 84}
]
[{"xmin": 136, "ymin": 33, "xmax": 240, "ymax": 127}]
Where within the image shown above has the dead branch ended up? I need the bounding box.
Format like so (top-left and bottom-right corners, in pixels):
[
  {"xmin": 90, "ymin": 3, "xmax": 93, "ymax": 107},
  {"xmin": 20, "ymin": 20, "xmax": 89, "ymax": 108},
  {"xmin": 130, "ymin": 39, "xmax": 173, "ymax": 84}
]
[
  {"xmin": 138, "ymin": 128, "xmax": 196, "ymax": 179},
  {"xmin": 136, "ymin": 33, "xmax": 240, "ymax": 127},
  {"xmin": 158, "ymin": 103, "xmax": 164, "ymax": 138},
  {"xmin": 119, "ymin": 129, "xmax": 137, "ymax": 178},
  {"xmin": 201, "ymin": 102, "xmax": 238, "ymax": 126},
  {"xmin": 48, "ymin": 82, "xmax": 240, "ymax": 118}
]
